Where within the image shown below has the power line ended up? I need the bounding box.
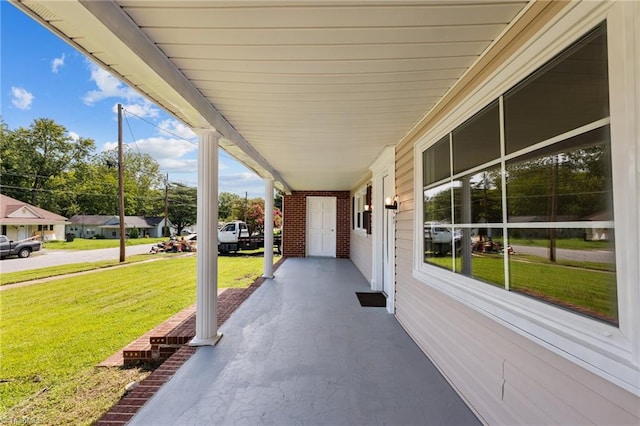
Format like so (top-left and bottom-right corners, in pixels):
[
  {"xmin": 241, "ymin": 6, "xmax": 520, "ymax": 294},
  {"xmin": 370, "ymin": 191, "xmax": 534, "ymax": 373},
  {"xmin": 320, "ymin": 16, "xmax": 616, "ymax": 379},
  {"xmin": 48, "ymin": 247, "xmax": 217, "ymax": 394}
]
[{"xmin": 121, "ymin": 107, "xmax": 240, "ymax": 163}]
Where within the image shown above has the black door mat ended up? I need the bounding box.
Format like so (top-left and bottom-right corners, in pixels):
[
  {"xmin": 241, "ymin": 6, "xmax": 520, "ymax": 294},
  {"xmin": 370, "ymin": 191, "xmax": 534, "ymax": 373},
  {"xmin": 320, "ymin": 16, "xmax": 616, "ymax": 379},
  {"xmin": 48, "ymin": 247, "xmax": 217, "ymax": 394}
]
[{"xmin": 356, "ymin": 292, "xmax": 386, "ymax": 307}]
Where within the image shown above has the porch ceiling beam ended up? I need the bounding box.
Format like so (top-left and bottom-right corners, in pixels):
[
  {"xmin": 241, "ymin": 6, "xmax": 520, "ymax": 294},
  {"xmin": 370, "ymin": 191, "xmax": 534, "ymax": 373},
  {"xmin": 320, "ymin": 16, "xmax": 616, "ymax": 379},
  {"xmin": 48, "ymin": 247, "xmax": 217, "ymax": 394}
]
[{"xmin": 77, "ymin": 0, "xmax": 292, "ymax": 194}]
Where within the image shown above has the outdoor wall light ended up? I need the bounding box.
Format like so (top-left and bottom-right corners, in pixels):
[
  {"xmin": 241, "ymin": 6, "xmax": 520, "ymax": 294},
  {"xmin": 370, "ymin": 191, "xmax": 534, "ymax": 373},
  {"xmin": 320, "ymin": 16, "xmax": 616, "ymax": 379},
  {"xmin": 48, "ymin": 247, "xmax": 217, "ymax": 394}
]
[
  {"xmin": 384, "ymin": 196, "xmax": 398, "ymax": 210},
  {"xmin": 364, "ymin": 204, "xmax": 370, "ymax": 211}
]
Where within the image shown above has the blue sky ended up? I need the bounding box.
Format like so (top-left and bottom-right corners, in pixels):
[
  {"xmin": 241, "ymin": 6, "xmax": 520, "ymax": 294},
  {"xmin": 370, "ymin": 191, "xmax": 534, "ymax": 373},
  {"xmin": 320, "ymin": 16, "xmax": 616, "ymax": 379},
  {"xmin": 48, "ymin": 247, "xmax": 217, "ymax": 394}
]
[{"xmin": 1, "ymin": 2, "xmax": 265, "ymax": 198}]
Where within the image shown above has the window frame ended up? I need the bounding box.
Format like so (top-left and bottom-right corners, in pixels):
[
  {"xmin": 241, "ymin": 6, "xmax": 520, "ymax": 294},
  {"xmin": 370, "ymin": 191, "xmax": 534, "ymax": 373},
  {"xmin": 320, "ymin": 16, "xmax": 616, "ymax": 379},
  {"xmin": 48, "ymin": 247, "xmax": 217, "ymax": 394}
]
[
  {"xmin": 412, "ymin": 1, "xmax": 639, "ymax": 396},
  {"xmin": 353, "ymin": 187, "xmax": 368, "ymax": 235}
]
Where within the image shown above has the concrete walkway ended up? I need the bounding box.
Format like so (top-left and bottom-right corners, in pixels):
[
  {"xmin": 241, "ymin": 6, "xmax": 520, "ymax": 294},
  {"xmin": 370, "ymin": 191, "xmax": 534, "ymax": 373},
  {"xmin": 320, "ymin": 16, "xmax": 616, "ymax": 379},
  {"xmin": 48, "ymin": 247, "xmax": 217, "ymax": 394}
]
[{"xmin": 129, "ymin": 258, "xmax": 479, "ymax": 425}]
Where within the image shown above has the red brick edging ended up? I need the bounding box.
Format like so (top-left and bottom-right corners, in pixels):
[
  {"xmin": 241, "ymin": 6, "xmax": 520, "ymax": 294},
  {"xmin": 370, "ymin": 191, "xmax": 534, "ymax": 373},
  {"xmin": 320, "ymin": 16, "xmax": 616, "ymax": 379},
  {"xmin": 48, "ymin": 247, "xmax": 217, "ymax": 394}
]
[{"xmin": 95, "ymin": 258, "xmax": 285, "ymax": 425}]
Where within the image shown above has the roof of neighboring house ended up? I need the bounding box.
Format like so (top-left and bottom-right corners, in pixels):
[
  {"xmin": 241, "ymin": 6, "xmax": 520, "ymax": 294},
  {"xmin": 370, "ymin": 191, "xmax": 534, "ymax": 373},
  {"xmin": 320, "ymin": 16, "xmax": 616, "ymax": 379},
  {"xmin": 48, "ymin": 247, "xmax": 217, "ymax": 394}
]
[
  {"xmin": 68, "ymin": 214, "xmax": 168, "ymax": 229},
  {"xmin": 68, "ymin": 215, "xmax": 117, "ymax": 226},
  {"xmin": 0, "ymin": 194, "xmax": 68, "ymax": 225},
  {"xmin": 101, "ymin": 216, "xmax": 154, "ymax": 229},
  {"xmin": 144, "ymin": 216, "xmax": 169, "ymax": 227}
]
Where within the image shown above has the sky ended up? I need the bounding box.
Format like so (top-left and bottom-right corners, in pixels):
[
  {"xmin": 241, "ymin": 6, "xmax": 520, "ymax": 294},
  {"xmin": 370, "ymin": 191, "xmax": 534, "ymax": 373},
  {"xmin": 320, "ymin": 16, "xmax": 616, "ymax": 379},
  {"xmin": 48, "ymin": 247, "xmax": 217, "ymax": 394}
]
[{"xmin": 0, "ymin": 2, "xmax": 266, "ymax": 198}]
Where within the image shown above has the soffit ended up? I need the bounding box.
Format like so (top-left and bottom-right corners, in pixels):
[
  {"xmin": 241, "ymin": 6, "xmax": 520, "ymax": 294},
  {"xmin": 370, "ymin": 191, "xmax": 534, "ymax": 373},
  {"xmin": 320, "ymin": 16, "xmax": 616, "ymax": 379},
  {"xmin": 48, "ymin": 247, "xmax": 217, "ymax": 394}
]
[{"xmin": 13, "ymin": 0, "xmax": 530, "ymax": 192}]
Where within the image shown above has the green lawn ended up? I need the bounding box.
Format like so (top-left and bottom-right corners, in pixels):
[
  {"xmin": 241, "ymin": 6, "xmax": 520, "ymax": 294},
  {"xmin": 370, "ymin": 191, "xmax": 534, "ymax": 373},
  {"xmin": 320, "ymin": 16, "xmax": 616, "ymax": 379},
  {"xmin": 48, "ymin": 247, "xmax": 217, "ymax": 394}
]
[
  {"xmin": 43, "ymin": 237, "xmax": 166, "ymax": 250},
  {"xmin": 426, "ymin": 253, "xmax": 617, "ymax": 323},
  {"xmin": 0, "ymin": 253, "xmax": 279, "ymax": 423}
]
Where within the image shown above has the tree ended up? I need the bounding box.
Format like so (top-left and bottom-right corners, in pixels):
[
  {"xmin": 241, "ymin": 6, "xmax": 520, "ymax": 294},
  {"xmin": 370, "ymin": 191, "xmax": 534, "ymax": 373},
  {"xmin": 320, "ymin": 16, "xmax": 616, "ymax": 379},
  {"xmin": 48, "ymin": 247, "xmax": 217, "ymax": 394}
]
[
  {"xmin": 244, "ymin": 198, "xmax": 282, "ymax": 235},
  {"xmin": 246, "ymin": 199, "xmax": 265, "ymax": 235},
  {"xmin": 0, "ymin": 118, "xmax": 94, "ymax": 208},
  {"xmin": 167, "ymin": 183, "xmax": 197, "ymax": 236},
  {"xmin": 218, "ymin": 192, "xmax": 241, "ymax": 221},
  {"xmin": 72, "ymin": 149, "xmax": 164, "ymax": 216}
]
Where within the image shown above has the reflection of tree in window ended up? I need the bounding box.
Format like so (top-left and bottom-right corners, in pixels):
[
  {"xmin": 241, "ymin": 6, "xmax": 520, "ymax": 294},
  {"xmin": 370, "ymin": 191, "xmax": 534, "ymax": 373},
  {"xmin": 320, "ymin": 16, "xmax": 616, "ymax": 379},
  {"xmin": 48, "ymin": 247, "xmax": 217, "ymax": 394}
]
[{"xmin": 506, "ymin": 128, "xmax": 612, "ymax": 222}]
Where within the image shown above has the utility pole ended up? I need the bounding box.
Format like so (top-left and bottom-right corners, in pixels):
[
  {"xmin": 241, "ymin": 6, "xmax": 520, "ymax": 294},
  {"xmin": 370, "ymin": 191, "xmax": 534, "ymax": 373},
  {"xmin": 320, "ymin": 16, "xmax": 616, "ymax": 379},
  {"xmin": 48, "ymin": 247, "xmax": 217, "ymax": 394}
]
[
  {"xmin": 164, "ymin": 173, "xmax": 169, "ymax": 237},
  {"xmin": 118, "ymin": 103, "xmax": 126, "ymax": 262}
]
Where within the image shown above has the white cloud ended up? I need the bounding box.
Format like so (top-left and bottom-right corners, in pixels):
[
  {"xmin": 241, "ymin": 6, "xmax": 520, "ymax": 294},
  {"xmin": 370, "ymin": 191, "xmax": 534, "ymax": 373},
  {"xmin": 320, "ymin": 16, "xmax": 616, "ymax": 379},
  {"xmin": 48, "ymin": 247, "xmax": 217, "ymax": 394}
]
[
  {"xmin": 158, "ymin": 119, "xmax": 196, "ymax": 140},
  {"xmin": 157, "ymin": 158, "xmax": 198, "ymax": 173},
  {"xmin": 82, "ymin": 62, "xmax": 139, "ymax": 105},
  {"xmin": 68, "ymin": 131, "xmax": 80, "ymax": 141},
  {"xmin": 134, "ymin": 137, "xmax": 197, "ymax": 158},
  {"xmin": 101, "ymin": 136, "xmax": 197, "ymax": 174},
  {"xmin": 51, "ymin": 53, "xmax": 65, "ymax": 73},
  {"xmin": 115, "ymin": 100, "xmax": 159, "ymax": 119},
  {"xmin": 11, "ymin": 86, "xmax": 34, "ymax": 110}
]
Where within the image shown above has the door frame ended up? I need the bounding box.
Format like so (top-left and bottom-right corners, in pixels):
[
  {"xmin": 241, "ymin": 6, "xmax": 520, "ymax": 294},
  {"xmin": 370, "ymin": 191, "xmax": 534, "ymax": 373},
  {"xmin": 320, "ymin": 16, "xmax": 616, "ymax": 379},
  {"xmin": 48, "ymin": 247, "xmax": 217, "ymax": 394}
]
[
  {"xmin": 306, "ymin": 196, "xmax": 337, "ymax": 258},
  {"xmin": 370, "ymin": 146, "xmax": 396, "ymax": 314}
]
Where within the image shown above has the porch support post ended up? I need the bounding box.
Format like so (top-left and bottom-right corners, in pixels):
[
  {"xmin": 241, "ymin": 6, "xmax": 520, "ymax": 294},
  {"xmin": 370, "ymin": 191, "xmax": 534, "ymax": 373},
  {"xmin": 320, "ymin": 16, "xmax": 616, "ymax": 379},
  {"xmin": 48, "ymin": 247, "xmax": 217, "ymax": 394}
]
[
  {"xmin": 190, "ymin": 129, "xmax": 222, "ymax": 346},
  {"xmin": 263, "ymin": 178, "xmax": 274, "ymax": 279}
]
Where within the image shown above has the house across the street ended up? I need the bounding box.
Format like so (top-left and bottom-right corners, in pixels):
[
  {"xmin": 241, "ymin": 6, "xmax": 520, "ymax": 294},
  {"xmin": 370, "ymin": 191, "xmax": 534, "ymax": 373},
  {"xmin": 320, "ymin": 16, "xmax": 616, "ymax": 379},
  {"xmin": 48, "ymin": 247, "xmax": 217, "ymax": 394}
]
[
  {"xmin": 0, "ymin": 194, "xmax": 68, "ymax": 241},
  {"xmin": 67, "ymin": 215, "xmax": 174, "ymax": 239}
]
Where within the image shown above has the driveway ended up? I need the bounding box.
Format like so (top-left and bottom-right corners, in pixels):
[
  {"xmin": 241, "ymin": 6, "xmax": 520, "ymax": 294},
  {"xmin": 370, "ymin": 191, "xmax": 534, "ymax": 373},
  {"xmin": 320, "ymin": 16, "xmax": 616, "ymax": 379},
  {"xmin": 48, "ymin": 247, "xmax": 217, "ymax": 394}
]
[{"xmin": 0, "ymin": 244, "xmax": 156, "ymax": 274}]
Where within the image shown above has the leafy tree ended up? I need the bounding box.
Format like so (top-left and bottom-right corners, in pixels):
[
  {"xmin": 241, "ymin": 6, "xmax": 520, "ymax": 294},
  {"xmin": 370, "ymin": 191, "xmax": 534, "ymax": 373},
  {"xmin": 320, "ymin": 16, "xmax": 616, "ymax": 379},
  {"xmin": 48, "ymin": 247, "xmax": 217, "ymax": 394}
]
[
  {"xmin": 218, "ymin": 192, "xmax": 241, "ymax": 221},
  {"xmin": 167, "ymin": 183, "xmax": 197, "ymax": 236},
  {"xmin": 72, "ymin": 149, "xmax": 163, "ymax": 216},
  {"xmin": 246, "ymin": 199, "xmax": 265, "ymax": 235},
  {"xmin": 0, "ymin": 118, "xmax": 94, "ymax": 207}
]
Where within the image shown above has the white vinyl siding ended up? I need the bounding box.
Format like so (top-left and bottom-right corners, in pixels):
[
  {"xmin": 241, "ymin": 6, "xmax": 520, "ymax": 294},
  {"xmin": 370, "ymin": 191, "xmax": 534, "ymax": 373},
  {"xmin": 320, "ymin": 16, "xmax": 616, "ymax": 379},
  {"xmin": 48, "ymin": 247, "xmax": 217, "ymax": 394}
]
[{"xmin": 393, "ymin": 1, "xmax": 639, "ymax": 423}]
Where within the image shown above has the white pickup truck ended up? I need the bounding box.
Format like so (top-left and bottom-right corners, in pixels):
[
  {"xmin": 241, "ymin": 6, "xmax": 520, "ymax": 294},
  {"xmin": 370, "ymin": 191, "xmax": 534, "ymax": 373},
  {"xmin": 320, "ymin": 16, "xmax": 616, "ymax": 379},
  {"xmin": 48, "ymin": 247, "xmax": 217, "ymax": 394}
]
[
  {"xmin": 218, "ymin": 220, "xmax": 281, "ymax": 254},
  {"xmin": 424, "ymin": 222, "xmax": 460, "ymax": 256}
]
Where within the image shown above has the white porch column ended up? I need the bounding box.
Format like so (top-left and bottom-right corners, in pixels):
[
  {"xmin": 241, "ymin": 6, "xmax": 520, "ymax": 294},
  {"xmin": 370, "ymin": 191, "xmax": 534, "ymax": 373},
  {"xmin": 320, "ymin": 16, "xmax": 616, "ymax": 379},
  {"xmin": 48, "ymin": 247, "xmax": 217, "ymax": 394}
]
[
  {"xmin": 190, "ymin": 129, "xmax": 222, "ymax": 346},
  {"xmin": 263, "ymin": 178, "xmax": 274, "ymax": 279}
]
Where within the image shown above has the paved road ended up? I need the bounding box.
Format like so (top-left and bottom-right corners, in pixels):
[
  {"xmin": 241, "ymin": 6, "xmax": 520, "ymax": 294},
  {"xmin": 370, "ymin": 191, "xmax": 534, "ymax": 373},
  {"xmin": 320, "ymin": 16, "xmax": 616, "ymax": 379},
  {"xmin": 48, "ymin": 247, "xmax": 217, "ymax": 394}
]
[
  {"xmin": 0, "ymin": 244, "xmax": 156, "ymax": 274},
  {"xmin": 510, "ymin": 245, "xmax": 614, "ymax": 263}
]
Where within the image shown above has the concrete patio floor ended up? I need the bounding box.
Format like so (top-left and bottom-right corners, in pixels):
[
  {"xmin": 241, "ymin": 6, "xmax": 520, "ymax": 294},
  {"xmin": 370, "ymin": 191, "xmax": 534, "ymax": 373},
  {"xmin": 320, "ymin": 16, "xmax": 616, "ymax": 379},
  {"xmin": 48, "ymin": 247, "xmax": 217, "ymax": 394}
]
[{"xmin": 129, "ymin": 258, "xmax": 480, "ymax": 425}]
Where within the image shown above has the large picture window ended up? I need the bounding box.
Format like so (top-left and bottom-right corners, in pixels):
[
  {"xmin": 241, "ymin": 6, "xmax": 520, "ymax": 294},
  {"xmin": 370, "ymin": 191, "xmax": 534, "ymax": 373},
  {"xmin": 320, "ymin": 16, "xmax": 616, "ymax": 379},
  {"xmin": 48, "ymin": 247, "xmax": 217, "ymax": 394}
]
[{"xmin": 421, "ymin": 23, "xmax": 617, "ymax": 325}]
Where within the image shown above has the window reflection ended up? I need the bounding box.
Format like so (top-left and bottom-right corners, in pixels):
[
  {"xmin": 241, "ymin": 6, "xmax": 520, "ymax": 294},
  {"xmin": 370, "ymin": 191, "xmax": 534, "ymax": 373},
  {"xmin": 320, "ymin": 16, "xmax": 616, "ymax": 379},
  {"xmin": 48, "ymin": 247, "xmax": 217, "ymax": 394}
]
[
  {"xmin": 506, "ymin": 127, "xmax": 613, "ymax": 223},
  {"xmin": 454, "ymin": 227, "xmax": 505, "ymax": 288},
  {"xmin": 508, "ymin": 228, "xmax": 617, "ymax": 325},
  {"xmin": 452, "ymin": 101, "xmax": 500, "ymax": 174},
  {"xmin": 424, "ymin": 182, "xmax": 454, "ymax": 268},
  {"xmin": 423, "ymin": 136, "xmax": 450, "ymax": 187},
  {"xmin": 424, "ymin": 182, "xmax": 452, "ymax": 224},
  {"xmin": 423, "ymin": 222, "xmax": 455, "ymax": 268},
  {"xmin": 420, "ymin": 22, "xmax": 617, "ymax": 326},
  {"xmin": 454, "ymin": 166, "xmax": 503, "ymax": 224},
  {"xmin": 504, "ymin": 24, "xmax": 609, "ymax": 154}
]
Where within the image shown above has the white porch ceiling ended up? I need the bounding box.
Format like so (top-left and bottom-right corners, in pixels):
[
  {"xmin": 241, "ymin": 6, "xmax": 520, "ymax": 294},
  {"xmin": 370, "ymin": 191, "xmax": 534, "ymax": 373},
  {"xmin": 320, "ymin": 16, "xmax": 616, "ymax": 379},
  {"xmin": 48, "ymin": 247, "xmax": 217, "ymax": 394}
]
[{"xmin": 13, "ymin": 0, "xmax": 530, "ymax": 193}]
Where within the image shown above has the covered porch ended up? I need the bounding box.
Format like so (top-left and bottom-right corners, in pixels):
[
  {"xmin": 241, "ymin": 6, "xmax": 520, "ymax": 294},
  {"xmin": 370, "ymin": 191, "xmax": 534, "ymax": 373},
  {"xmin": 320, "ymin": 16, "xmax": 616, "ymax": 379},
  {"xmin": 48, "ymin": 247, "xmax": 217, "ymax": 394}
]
[{"xmin": 128, "ymin": 257, "xmax": 479, "ymax": 425}]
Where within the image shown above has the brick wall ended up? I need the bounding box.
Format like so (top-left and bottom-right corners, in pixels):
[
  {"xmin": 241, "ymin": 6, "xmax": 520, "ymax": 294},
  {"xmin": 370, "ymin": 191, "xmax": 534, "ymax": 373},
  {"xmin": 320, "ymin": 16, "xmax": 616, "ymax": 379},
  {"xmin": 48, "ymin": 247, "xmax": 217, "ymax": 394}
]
[{"xmin": 282, "ymin": 191, "xmax": 350, "ymax": 258}]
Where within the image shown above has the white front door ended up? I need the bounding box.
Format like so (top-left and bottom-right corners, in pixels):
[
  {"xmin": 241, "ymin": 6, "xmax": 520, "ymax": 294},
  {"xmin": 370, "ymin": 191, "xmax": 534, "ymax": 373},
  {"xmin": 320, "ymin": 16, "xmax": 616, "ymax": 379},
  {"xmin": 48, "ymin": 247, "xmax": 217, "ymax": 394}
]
[
  {"xmin": 306, "ymin": 196, "xmax": 336, "ymax": 257},
  {"xmin": 17, "ymin": 227, "xmax": 28, "ymax": 240}
]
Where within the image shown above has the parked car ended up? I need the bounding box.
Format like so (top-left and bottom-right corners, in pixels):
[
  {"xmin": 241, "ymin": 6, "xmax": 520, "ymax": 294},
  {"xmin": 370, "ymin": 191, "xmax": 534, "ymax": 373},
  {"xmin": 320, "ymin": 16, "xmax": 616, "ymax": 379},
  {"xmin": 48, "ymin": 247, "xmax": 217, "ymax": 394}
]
[{"xmin": 0, "ymin": 235, "xmax": 42, "ymax": 259}]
